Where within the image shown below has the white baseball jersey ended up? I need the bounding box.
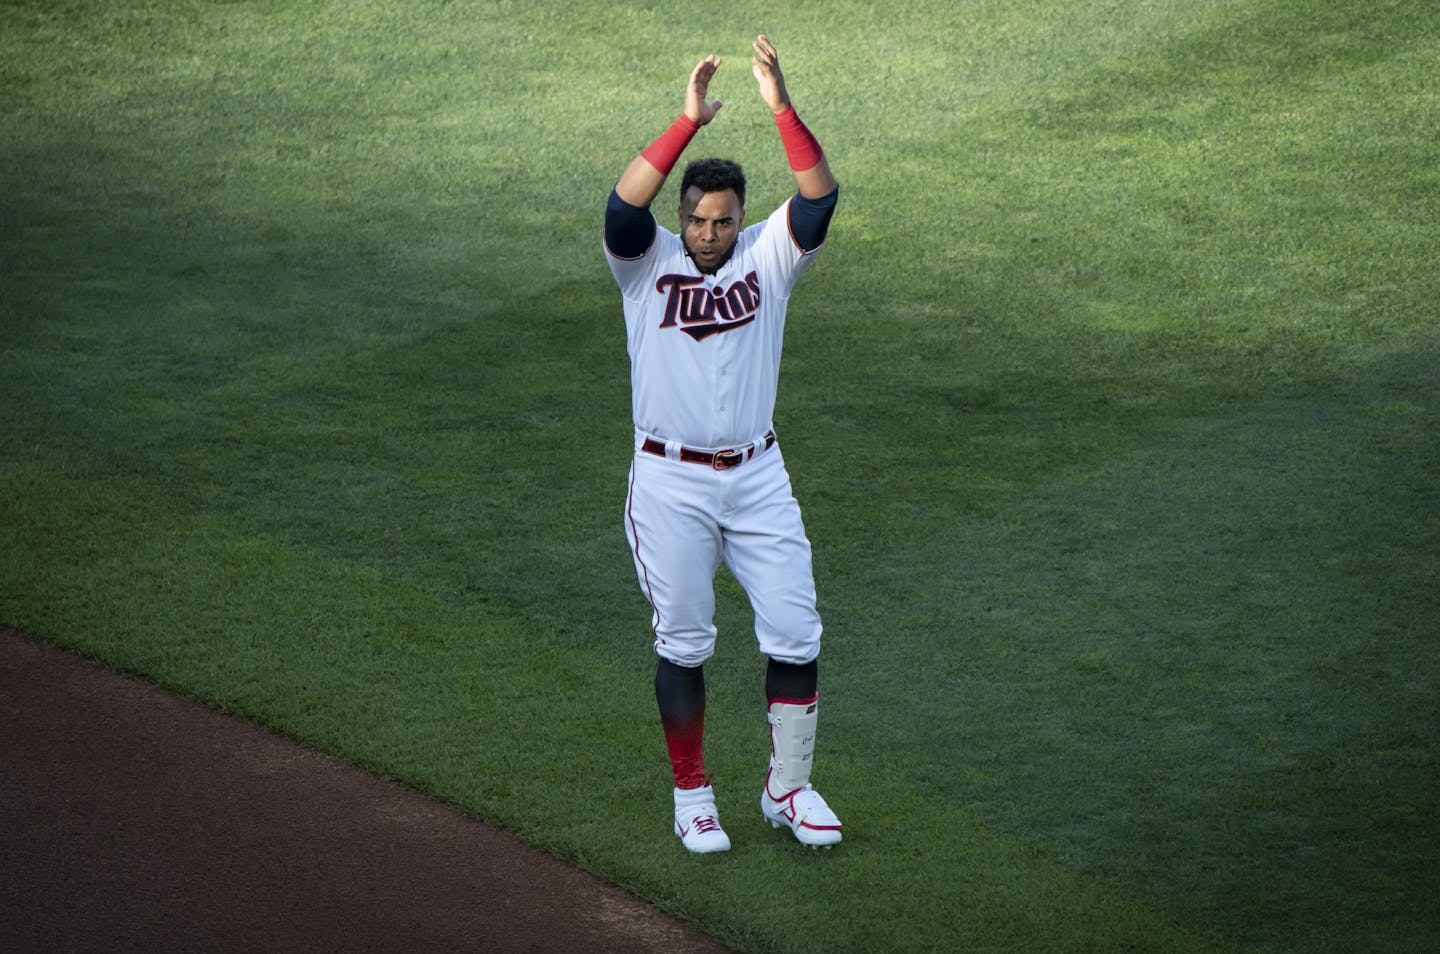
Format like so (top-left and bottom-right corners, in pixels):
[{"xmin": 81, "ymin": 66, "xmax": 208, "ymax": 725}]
[{"xmin": 605, "ymin": 199, "xmax": 821, "ymax": 450}]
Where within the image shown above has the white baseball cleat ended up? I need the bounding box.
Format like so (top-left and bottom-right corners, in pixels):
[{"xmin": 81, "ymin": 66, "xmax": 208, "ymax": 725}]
[
  {"xmin": 673, "ymin": 784, "xmax": 731, "ymax": 854},
  {"xmin": 761, "ymin": 778, "xmax": 842, "ymax": 848}
]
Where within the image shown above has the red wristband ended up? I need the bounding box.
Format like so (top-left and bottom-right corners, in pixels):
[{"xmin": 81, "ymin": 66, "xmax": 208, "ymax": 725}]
[
  {"xmin": 774, "ymin": 105, "xmax": 824, "ymax": 172},
  {"xmin": 641, "ymin": 114, "xmax": 700, "ymax": 176}
]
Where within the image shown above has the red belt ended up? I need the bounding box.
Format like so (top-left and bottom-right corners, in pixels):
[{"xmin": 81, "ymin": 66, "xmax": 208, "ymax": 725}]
[{"xmin": 642, "ymin": 431, "xmax": 776, "ymax": 470}]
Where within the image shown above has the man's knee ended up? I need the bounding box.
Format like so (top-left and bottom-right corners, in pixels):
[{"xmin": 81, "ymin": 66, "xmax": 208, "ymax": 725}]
[{"xmin": 655, "ymin": 634, "xmax": 717, "ymax": 668}]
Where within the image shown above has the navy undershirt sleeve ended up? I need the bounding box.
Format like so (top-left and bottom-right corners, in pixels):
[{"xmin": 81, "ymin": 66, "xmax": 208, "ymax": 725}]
[
  {"xmin": 788, "ymin": 187, "xmax": 839, "ymax": 253},
  {"xmin": 604, "ymin": 189, "xmax": 656, "ymax": 259}
]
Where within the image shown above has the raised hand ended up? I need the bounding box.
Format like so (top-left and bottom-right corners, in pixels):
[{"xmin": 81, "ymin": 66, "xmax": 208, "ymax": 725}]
[
  {"xmin": 685, "ymin": 54, "xmax": 724, "ymax": 126},
  {"xmin": 750, "ymin": 35, "xmax": 791, "ymax": 114}
]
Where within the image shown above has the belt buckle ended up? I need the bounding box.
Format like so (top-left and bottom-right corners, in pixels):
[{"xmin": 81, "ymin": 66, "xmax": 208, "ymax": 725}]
[{"xmin": 712, "ymin": 448, "xmax": 742, "ymax": 471}]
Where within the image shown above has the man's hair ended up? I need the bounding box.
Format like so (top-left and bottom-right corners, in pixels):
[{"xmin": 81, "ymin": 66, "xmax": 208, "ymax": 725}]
[{"xmin": 679, "ymin": 158, "xmax": 746, "ymax": 207}]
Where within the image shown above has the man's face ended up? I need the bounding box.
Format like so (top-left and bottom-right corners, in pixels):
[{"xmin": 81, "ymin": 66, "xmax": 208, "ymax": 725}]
[{"xmin": 679, "ymin": 187, "xmax": 744, "ymax": 274}]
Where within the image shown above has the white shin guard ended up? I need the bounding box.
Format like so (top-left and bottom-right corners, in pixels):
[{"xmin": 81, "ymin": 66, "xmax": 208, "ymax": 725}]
[
  {"xmin": 762, "ymin": 695, "xmax": 842, "ymax": 846},
  {"xmin": 765, "ymin": 696, "xmax": 819, "ymax": 797}
]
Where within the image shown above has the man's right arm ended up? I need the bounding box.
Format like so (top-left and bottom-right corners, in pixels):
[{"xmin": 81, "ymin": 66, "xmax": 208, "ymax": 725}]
[
  {"xmin": 612, "ymin": 54, "xmax": 723, "ymax": 209},
  {"xmin": 605, "ymin": 107, "xmax": 701, "ymax": 259},
  {"xmin": 605, "ymin": 55, "xmax": 721, "ymax": 258}
]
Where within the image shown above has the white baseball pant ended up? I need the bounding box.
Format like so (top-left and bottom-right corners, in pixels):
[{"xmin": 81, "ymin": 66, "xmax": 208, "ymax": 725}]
[{"xmin": 625, "ymin": 441, "xmax": 822, "ymax": 668}]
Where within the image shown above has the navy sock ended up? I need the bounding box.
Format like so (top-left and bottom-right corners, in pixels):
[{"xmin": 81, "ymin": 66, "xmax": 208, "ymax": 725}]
[
  {"xmin": 765, "ymin": 657, "xmax": 818, "ymax": 704},
  {"xmin": 655, "ymin": 658, "xmax": 707, "ymax": 788}
]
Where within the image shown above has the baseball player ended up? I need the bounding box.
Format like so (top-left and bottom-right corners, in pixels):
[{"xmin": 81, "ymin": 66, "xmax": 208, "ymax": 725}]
[{"xmin": 603, "ymin": 35, "xmax": 842, "ymax": 852}]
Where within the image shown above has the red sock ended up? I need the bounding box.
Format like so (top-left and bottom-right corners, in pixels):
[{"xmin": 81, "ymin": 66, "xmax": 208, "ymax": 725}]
[{"xmin": 662, "ymin": 711, "xmax": 708, "ymax": 789}]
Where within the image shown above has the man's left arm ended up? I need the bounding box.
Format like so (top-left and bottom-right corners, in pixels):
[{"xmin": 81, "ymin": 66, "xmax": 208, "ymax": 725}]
[{"xmin": 751, "ymin": 34, "xmax": 838, "ymax": 201}]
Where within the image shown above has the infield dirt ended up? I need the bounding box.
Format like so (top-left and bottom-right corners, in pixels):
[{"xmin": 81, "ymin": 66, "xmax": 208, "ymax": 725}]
[{"xmin": 0, "ymin": 627, "xmax": 732, "ymax": 953}]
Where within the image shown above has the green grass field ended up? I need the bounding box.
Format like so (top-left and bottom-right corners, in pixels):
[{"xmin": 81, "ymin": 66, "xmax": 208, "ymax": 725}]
[{"xmin": 3, "ymin": 1, "xmax": 1437, "ymax": 950}]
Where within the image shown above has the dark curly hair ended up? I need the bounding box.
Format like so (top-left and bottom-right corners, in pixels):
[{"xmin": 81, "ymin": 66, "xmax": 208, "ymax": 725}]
[{"xmin": 679, "ymin": 158, "xmax": 746, "ymax": 207}]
